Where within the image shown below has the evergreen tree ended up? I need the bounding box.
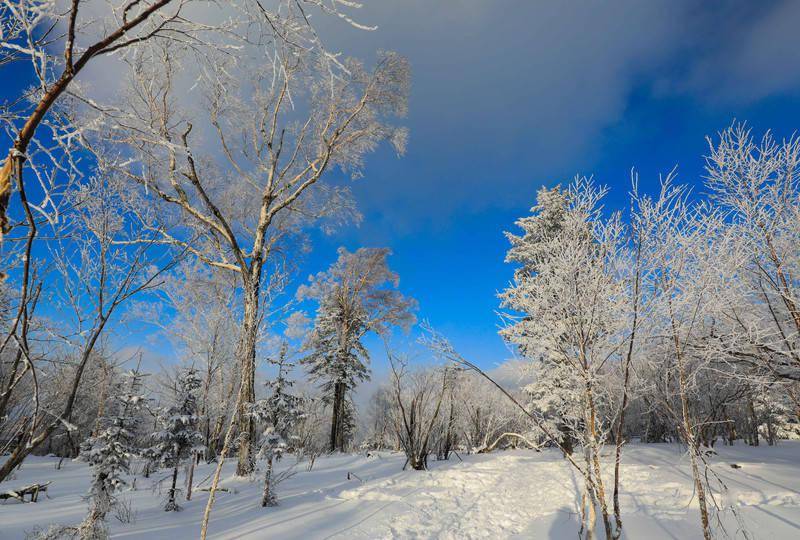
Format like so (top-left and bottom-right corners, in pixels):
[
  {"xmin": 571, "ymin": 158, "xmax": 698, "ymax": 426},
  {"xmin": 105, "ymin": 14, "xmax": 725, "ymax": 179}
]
[
  {"xmin": 77, "ymin": 368, "xmax": 148, "ymax": 539},
  {"xmin": 250, "ymin": 343, "xmax": 304, "ymax": 507},
  {"xmin": 150, "ymin": 368, "xmax": 204, "ymax": 511},
  {"xmin": 500, "ymin": 180, "xmax": 626, "ymax": 538},
  {"xmin": 501, "ymin": 185, "xmax": 586, "ymax": 451},
  {"xmin": 299, "ymin": 247, "xmax": 416, "ymax": 452}
]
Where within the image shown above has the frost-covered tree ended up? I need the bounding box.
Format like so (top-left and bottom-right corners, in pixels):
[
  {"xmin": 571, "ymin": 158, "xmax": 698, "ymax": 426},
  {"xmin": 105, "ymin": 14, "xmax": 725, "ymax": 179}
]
[
  {"xmin": 500, "ymin": 179, "xmax": 628, "ymax": 539},
  {"xmin": 250, "ymin": 343, "xmax": 304, "ymax": 507},
  {"xmin": 704, "ymin": 125, "xmax": 800, "ymax": 385},
  {"xmin": 299, "ymin": 247, "xmax": 416, "ymax": 452},
  {"xmin": 100, "ymin": 26, "xmax": 411, "ymax": 477},
  {"xmin": 150, "ymin": 368, "xmax": 204, "ymax": 511},
  {"xmin": 77, "ymin": 368, "xmax": 148, "ymax": 538},
  {"xmin": 522, "ymin": 353, "xmax": 584, "ymax": 456},
  {"xmin": 634, "ymin": 178, "xmax": 729, "ymax": 540}
]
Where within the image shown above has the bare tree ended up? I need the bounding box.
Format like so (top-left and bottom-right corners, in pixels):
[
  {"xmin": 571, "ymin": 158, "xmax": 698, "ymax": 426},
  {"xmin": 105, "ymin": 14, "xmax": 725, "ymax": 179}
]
[
  {"xmin": 95, "ymin": 11, "xmax": 410, "ymax": 472},
  {"xmin": 0, "ymin": 0, "xmax": 212, "ymax": 242},
  {"xmin": 0, "ymin": 172, "xmax": 175, "ymax": 482},
  {"xmin": 387, "ymin": 352, "xmax": 446, "ymax": 471}
]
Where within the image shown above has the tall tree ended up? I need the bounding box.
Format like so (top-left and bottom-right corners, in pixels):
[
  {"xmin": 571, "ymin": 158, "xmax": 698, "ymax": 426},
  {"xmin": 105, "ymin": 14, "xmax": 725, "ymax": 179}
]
[
  {"xmin": 99, "ymin": 24, "xmax": 410, "ymax": 474},
  {"xmin": 300, "ymin": 247, "xmax": 416, "ymax": 452},
  {"xmin": 500, "ymin": 179, "xmax": 627, "ymax": 539}
]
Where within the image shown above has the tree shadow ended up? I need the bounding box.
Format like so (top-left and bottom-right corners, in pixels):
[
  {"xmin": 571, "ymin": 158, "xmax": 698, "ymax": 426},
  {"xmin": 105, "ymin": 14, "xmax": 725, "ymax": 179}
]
[{"xmin": 548, "ymin": 506, "xmax": 580, "ymax": 539}]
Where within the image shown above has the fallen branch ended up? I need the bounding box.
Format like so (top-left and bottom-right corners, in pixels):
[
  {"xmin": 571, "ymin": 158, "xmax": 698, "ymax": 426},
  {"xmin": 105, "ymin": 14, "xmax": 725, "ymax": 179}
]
[
  {"xmin": 479, "ymin": 432, "xmax": 541, "ymax": 453},
  {"xmin": 0, "ymin": 481, "xmax": 51, "ymax": 503}
]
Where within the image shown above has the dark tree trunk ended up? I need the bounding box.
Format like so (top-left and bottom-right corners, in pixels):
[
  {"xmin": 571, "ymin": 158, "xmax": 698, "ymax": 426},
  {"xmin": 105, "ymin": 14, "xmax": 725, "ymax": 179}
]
[
  {"xmin": 166, "ymin": 466, "xmax": 180, "ymax": 511},
  {"xmin": 187, "ymin": 459, "xmax": 195, "ymax": 501},
  {"xmin": 329, "ymin": 382, "xmax": 346, "ymax": 452},
  {"xmin": 748, "ymin": 399, "xmax": 759, "ymax": 447},
  {"xmin": 261, "ymin": 454, "xmax": 276, "ymax": 507}
]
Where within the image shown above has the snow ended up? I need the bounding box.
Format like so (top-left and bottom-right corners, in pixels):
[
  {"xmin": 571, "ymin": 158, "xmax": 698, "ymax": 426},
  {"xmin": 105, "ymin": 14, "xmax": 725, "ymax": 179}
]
[{"xmin": 2, "ymin": 443, "xmax": 800, "ymax": 539}]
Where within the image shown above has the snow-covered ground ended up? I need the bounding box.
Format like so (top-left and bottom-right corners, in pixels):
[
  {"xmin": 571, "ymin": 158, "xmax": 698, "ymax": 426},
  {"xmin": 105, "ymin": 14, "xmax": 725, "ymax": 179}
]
[{"xmin": 2, "ymin": 443, "xmax": 799, "ymax": 539}]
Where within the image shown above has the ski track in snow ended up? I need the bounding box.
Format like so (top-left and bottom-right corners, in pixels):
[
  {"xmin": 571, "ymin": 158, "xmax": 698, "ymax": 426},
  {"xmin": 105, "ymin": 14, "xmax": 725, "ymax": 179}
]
[{"xmin": 1, "ymin": 443, "xmax": 800, "ymax": 539}]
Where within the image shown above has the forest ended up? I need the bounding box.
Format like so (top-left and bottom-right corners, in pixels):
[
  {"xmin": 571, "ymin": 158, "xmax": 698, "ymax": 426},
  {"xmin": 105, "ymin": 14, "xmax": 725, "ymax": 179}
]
[{"xmin": 1, "ymin": 2, "xmax": 799, "ymax": 540}]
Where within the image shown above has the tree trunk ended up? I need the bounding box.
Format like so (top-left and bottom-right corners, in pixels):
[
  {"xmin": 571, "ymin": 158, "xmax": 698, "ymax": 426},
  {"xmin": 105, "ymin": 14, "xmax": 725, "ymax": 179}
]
[
  {"xmin": 208, "ymin": 416, "xmax": 224, "ymax": 462},
  {"xmin": 677, "ymin": 361, "xmax": 711, "ymax": 540},
  {"xmin": 748, "ymin": 399, "xmax": 759, "ymax": 447},
  {"xmin": 329, "ymin": 382, "xmax": 345, "ymax": 452},
  {"xmin": 166, "ymin": 466, "xmax": 179, "ymax": 511},
  {"xmin": 186, "ymin": 459, "xmax": 195, "ymax": 501},
  {"xmin": 585, "ymin": 381, "xmax": 613, "ymax": 540},
  {"xmin": 766, "ymin": 411, "xmax": 776, "ymax": 446},
  {"xmin": 261, "ymin": 454, "xmax": 276, "ymax": 507},
  {"xmin": 235, "ymin": 281, "xmax": 260, "ymax": 476}
]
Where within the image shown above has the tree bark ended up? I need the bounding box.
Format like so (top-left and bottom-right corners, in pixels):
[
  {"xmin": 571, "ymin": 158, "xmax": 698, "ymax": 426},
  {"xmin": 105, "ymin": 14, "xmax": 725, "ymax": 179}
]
[
  {"xmin": 235, "ymin": 280, "xmax": 259, "ymax": 476},
  {"xmin": 585, "ymin": 381, "xmax": 613, "ymax": 540},
  {"xmin": 748, "ymin": 399, "xmax": 759, "ymax": 447},
  {"xmin": 329, "ymin": 382, "xmax": 346, "ymax": 452},
  {"xmin": 166, "ymin": 466, "xmax": 179, "ymax": 511},
  {"xmin": 261, "ymin": 454, "xmax": 276, "ymax": 507},
  {"xmin": 186, "ymin": 459, "xmax": 195, "ymax": 501}
]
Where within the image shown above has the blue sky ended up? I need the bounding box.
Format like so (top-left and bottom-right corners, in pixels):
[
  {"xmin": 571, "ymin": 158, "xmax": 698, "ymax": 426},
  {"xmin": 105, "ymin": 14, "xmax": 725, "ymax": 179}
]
[
  {"xmin": 4, "ymin": 1, "xmax": 800, "ymax": 384},
  {"xmin": 300, "ymin": 0, "xmax": 800, "ymax": 372}
]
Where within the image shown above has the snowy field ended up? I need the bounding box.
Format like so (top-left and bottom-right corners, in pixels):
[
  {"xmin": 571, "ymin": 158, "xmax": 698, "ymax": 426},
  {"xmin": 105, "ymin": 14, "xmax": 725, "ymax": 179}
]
[{"xmin": 1, "ymin": 443, "xmax": 799, "ymax": 539}]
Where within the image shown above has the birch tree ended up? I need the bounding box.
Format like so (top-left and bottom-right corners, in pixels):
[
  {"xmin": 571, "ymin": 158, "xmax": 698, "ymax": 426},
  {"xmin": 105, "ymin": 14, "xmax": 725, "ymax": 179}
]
[
  {"xmin": 704, "ymin": 125, "xmax": 800, "ymax": 385},
  {"xmin": 634, "ymin": 179, "xmax": 728, "ymax": 540}
]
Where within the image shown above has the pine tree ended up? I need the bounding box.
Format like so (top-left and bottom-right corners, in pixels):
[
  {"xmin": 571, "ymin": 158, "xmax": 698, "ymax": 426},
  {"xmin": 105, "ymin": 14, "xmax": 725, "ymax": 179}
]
[
  {"xmin": 149, "ymin": 368, "xmax": 205, "ymax": 511},
  {"xmin": 299, "ymin": 247, "xmax": 416, "ymax": 452},
  {"xmin": 77, "ymin": 368, "xmax": 148, "ymax": 539},
  {"xmin": 501, "ymin": 184, "xmax": 585, "ymax": 451},
  {"xmin": 250, "ymin": 344, "xmax": 304, "ymax": 507}
]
